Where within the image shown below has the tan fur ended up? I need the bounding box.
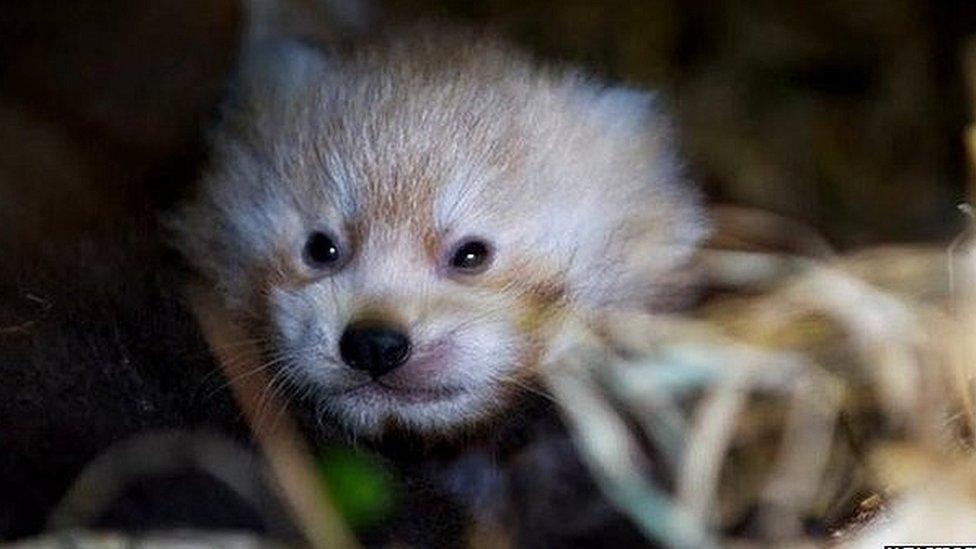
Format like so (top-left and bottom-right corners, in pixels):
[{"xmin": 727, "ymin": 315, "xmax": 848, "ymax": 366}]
[{"xmin": 169, "ymin": 26, "xmax": 707, "ymax": 436}]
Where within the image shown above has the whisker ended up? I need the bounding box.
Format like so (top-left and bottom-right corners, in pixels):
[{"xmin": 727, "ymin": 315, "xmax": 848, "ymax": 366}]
[
  {"xmin": 252, "ymin": 368, "xmax": 292, "ymax": 435},
  {"xmin": 487, "ymin": 372, "xmax": 557, "ymax": 403},
  {"xmin": 204, "ymin": 352, "xmax": 296, "ymax": 399}
]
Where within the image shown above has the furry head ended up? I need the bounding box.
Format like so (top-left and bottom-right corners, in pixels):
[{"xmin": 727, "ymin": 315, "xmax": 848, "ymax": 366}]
[{"xmin": 170, "ymin": 29, "xmax": 706, "ymax": 437}]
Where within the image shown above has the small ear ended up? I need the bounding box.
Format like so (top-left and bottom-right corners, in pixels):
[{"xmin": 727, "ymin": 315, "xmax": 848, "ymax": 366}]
[
  {"xmin": 594, "ymin": 86, "xmax": 653, "ymax": 118},
  {"xmin": 585, "ymin": 86, "xmax": 709, "ymax": 311},
  {"xmin": 232, "ymin": 39, "xmax": 329, "ymax": 113},
  {"xmin": 246, "ymin": 0, "xmax": 375, "ymax": 44},
  {"xmin": 584, "ymin": 86, "xmax": 664, "ymax": 136},
  {"xmin": 238, "ymin": 0, "xmax": 373, "ymax": 103}
]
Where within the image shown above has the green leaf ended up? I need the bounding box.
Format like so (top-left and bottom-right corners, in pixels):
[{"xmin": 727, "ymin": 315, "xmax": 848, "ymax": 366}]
[{"xmin": 315, "ymin": 447, "xmax": 398, "ymax": 529}]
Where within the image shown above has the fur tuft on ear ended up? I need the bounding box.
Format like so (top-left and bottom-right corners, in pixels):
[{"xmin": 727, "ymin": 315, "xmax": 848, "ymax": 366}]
[
  {"xmin": 569, "ymin": 84, "xmax": 710, "ymax": 312},
  {"xmin": 246, "ymin": 0, "xmax": 374, "ymax": 44},
  {"xmin": 587, "ymin": 86, "xmax": 658, "ymax": 133},
  {"xmin": 234, "ymin": 39, "xmax": 330, "ymax": 112},
  {"xmin": 226, "ymin": 0, "xmax": 375, "ymax": 128}
]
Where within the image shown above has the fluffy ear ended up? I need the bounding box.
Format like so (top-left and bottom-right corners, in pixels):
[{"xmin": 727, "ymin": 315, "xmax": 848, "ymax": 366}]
[
  {"xmin": 246, "ymin": 0, "xmax": 374, "ymax": 44},
  {"xmin": 573, "ymin": 85, "xmax": 680, "ymax": 148},
  {"xmin": 582, "ymin": 86, "xmax": 710, "ymax": 312},
  {"xmin": 587, "ymin": 86, "xmax": 658, "ymax": 133},
  {"xmin": 234, "ymin": 0, "xmax": 376, "ymax": 112},
  {"xmin": 229, "ymin": 39, "xmax": 329, "ymax": 118}
]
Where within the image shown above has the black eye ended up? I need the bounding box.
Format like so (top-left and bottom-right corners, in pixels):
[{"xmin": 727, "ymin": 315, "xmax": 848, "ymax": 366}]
[
  {"xmin": 448, "ymin": 239, "xmax": 493, "ymax": 274},
  {"xmin": 304, "ymin": 231, "xmax": 341, "ymax": 268}
]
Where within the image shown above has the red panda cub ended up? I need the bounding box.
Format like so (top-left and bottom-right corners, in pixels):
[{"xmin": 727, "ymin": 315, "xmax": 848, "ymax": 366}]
[{"xmin": 170, "ymin": 28, "xmax": 705, "ymax": 440}]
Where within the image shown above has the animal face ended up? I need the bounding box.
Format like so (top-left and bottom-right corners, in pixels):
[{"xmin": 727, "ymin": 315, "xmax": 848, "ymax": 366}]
[{"xmin": 170, "ymin": 32, "xmax": 706, "ymax": 437}]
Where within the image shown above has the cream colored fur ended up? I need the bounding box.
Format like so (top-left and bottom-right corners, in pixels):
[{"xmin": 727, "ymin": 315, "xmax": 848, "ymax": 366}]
[{"xmin": 169, "ymin": 28, "xmax": 707, "ymax": 436}]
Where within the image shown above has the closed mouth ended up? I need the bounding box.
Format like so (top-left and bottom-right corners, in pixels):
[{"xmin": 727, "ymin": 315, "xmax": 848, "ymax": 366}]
[{"xmin": 345, "ymin": 381, "xmax": 464, "ymax": 404}]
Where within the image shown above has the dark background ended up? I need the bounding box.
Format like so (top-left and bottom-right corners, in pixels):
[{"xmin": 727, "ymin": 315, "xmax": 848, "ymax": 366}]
[
  {"xmin": 0, "ymin": 1, "xmax": 971, "ymax": 541},
  {"xmin": 2, "ymin": 0, "xmax": 975, "ymax": 247}
]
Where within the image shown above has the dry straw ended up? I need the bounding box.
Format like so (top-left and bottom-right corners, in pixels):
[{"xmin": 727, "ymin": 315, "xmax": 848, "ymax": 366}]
[
  {"xmin": 174, "ymin": 41, "xmax": 976, "ymax": 547},
  {"xmin": 537, "ymin": 43, "xmax": 976, "ymax": 544}
]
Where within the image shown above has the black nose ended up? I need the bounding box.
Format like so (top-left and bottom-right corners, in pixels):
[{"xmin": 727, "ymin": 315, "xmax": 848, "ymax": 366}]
[{"xmin": 339, "ymin": 321, "xmax": 412, "ymax": 377}]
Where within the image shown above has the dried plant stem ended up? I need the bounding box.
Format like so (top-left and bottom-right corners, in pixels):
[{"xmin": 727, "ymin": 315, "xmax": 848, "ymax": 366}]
[{"xmin": 192, "ymin": 289, "xmax": 358, "ymax": 549}]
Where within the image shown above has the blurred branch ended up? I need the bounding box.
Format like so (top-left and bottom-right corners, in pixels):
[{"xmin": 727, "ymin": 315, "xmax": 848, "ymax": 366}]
[{"xmin": 191, "ymin": 288, "xmax": 359, "ymax": 549}]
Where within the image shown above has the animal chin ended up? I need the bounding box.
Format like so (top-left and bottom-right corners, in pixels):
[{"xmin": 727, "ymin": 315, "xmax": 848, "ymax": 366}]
[
  {"xmin": 330, "ymin": 377, "xmax": 514, "ymax": 436},
  {"xmin": 344, "ymin": 381, "xmax": 465, "ymax": 406}
]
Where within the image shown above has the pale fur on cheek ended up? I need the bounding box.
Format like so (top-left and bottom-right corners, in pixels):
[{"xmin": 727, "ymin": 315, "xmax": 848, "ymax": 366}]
[
  {"xmin": 411, "ymin": 294, "xmax": 524, "ymax": 387},
  {"xmin": 267, "ymin": 284, "xmax": 351, "ymax": 385},
  {"xmin": 267, "ymin": 283, "xmax": 528, "ymax": 434},
  {"xmin": 167, "ymin": 29, "xmax": 707, "ymax": 438}
]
